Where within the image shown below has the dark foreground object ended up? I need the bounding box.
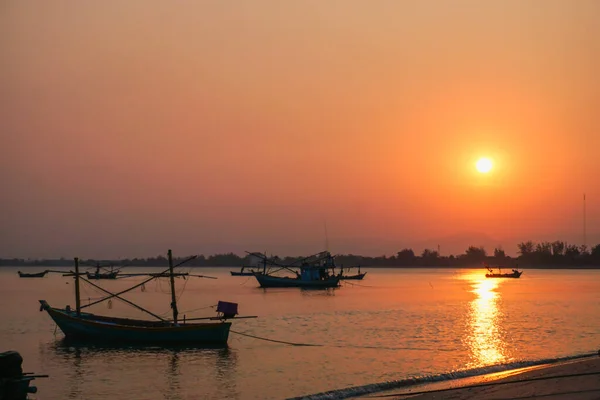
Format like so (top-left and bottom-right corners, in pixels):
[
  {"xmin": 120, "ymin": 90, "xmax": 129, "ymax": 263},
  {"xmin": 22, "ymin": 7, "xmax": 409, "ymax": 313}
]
[{"xmin": 0, "ymin": 351, "xmax": 47, "ymax": 400}]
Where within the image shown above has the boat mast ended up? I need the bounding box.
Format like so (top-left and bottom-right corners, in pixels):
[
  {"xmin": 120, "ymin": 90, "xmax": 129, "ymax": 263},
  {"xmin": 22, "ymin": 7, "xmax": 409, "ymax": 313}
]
[
  {"xmin": 74, "ymin": 257, "xmax": 81, "ymax": 317},
  {"xmin": 584, "ymin": 193, "xmax": 587, "ymax": 250},
  {"xmin": 168, "ymin": 249, "xmax": 179, "ymax": 325}
]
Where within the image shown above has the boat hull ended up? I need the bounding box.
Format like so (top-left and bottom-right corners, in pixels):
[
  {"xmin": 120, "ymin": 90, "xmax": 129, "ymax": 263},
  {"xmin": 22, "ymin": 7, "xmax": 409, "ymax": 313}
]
[
  {"xmin": 86, "ymin": 272, "xmax": 118, "ymax": 280},
  {"xmin": 254, "ymin": 274, "xmax": 340, "ymax": 288},
  {"xmin": 39, "ymin": 302, "xmax": 231, "ymax": 345},
  {"xmin": 340, "ymin": 272, "xmax": 367, "ymax": 280},
  {"xmin": 485, "ymin": 272, "xmax": 522, "ymax": 279},
  {"xmin": 18, "ymin": 271, "xmax": 48, "ymax": 278},
  {"xmin": 230, "ymin": 271, "xmax": 257, "ymax": 276}
]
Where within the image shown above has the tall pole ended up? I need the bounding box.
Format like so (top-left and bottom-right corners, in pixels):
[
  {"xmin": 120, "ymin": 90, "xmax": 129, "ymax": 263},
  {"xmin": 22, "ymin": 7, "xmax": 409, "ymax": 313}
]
[
  {"xmin": 324, "ymin": 220, "xmax": 329, "ymax": 252},
  {"xmin": 584, "ymin": 193, "xmax": 587, "ymax": 250},
  {"xmin": 168, "ymin": 249, "xmax": 178, "ymax": 325},
  {"xmin": 74, "ymin": 257, "xmax": 81, "ymax": 317}
]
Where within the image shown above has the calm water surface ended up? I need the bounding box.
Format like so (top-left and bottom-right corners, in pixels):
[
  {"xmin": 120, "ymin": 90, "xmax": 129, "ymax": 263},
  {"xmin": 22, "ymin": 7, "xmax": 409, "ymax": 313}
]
[{"xmin": 1, "ymin": 267, "xmax": 599, "ymax": 399}]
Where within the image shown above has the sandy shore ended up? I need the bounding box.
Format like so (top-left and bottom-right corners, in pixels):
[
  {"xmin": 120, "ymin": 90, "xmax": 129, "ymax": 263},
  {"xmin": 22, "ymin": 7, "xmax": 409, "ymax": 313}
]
[{"xmin": 383, "ymin": 355, "xmax": 600, "ymax": 400}]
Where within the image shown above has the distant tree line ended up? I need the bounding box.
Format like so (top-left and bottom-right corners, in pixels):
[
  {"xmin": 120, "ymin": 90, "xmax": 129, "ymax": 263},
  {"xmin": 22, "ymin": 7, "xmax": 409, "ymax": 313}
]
[{"xmin": 3, "ymin": 241, "xmax": 600, "ymax": 268}]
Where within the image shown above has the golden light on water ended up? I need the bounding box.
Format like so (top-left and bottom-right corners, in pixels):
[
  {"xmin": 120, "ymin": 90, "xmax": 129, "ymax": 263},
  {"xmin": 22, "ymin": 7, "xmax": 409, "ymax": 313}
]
[{"xmin": 465, "ymin": 274, "xmax": 508, "ymax": 367}]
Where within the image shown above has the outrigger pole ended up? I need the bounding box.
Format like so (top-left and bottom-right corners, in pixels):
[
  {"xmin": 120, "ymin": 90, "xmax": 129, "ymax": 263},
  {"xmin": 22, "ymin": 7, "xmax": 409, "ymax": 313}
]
[{"xmin": 64, "ymin": 253, "xmax": 203, "ymax": 323}]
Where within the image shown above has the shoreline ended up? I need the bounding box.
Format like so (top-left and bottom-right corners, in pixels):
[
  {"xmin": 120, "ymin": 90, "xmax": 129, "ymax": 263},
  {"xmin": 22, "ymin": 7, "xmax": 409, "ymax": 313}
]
[
  {"xmin": 4, "ymin": 265, "xmax": 600, "ymax": 269},
  {"xmin": 375, "ymin": 354, "xmax": 600, "ymax": 399}
]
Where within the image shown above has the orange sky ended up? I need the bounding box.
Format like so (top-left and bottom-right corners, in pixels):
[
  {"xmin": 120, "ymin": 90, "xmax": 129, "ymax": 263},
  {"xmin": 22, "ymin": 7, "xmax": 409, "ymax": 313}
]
[{"xmin": 1, "ymin": 1, "xmax": 599, "ymax": 258}]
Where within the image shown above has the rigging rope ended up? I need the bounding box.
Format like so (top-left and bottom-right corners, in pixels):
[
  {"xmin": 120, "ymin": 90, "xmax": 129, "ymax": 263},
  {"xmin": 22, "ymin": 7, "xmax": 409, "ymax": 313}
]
[
  {"xmin": 180, "ymin": 304, "xmax": 217, "ymax": 315},
  {"xmin": 175, "ymin": 274, "xmax": 190, "ymax": 303}
]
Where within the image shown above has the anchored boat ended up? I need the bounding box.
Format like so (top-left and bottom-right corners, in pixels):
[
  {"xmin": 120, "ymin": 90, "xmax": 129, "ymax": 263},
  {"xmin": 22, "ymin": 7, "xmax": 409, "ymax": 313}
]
[
  {"xmin": 230, "ymin": 266, "xmax": 260, "ymax": 276},
  {"xmin": 17, "ymin": 270, "xmax": 48, "ymax": 278},
  {"xmin": 251, "ymin": 251, "xmax": 341, "ymax": 289},
  {"xmin": 85, "ymin": 264, "xmax": 120, "ymax": 280},
  {"xmin": 339, "ymin": 266, "xmax": 367, "ymax": 280},
  {"xmin": 485, "ymin": 264, "xmax": 523, "ymax": 279},
  {"xmin": 39, "ymin": 250, "xmax": 256, "ymax": 345}
]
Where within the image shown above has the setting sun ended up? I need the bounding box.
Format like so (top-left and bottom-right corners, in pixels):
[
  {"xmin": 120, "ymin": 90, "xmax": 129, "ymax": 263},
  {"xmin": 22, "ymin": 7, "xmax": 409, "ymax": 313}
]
[{"xmin": 476, "ymin": 158, "xmax": 493, "ymax": 173}]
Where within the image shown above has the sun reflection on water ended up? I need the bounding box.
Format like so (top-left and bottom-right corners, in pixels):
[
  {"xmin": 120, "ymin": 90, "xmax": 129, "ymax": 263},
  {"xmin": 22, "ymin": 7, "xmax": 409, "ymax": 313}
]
[{"xmin": 465, "ymin": 274, "xmax": 508, "ymax": 368}]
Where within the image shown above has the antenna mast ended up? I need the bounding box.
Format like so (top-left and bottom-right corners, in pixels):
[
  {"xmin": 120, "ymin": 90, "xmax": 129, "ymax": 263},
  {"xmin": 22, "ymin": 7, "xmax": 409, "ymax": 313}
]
[
  {"xmin": 583, "ymin": 193, "xmax": 587, "ymax": 249},
  {"xmin": 324, "ymin": 220, "xmax": 329, "ymax": 252}
]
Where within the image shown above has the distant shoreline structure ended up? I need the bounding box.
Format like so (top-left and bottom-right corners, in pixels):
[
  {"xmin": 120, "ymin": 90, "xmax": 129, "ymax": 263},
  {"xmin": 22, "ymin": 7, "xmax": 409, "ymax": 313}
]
[{"xmin": 2, "ymin": 240, "xmax": 600, "ymax": 268}]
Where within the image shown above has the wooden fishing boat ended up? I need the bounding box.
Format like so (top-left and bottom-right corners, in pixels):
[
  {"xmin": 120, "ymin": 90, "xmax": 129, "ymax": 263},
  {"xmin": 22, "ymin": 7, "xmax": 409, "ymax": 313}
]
[
  {"xmin": 39, "ymin": 250, "xmax": 255, "ymax": 345},
  {"xmin": 251, "ymin": 251, "xmax": 341, "ymax": 289},
  {"xmin": 17, "ymin": 270, "xmax": 48, "ymax": 278},
  {"xmin": 339, "ymin": 266, "xmax": 367, "ymax": 280},
  {"xmin": 86, "ymin": 264, "xmax": 119, "ymax": 280},
  {"xmin": 255, "ymin": 273, "xmax": 340, "ymax": 288},
  {"xmin": 231, "ymin": 253, "xmax": 270, "ymax": 276},
  {"xmin": 485, "ymin": 264, "xmax": 522, "ymax": 279},
  {"xmin": 340, "ymin": 272, "xmax": 367, "ymax": 280},
  {"xmin": 230, "ymin": 266, "xmax": 259, "ymax": 276}
]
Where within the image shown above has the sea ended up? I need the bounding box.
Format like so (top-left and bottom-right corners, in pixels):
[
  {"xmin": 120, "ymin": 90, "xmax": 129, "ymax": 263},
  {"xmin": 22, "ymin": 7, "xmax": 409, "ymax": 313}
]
[{"xmin": 1, "ymin": 267, "xmax": 599, "ymax": 399}]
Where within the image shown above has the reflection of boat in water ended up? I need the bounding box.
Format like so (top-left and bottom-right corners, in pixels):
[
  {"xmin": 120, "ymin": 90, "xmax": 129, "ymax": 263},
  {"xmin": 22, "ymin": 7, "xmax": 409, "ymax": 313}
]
[
  {"xmin": 46, "ymin": 340, "xmax": 238, "ymax": 399},
  {"xmin": 251, "ymin": 251, "xmax": 341, "ymax": 288},
  {"xmin": 40, "ymin": 249, "xmax": 256, "ymax": 345},
  {"xmin": 485, "ymin": 264, "xmax": 522, "ymax": 279},
  {"xmin": 17, "ymin": 270, "xmax": 48, "ymax": 278}
]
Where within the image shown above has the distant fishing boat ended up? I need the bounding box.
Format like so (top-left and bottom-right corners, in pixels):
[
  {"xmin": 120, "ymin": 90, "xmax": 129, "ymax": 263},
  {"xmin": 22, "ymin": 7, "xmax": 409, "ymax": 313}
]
[
  {"xmin": 86, "ymin": 264, "xmax": 119, "ymax": 280},
  {"xmin": 230, "ymin": 266, "xmax": 259, "ymax": 276},
  {"xmin": 17, "ymin": 270, "xmax": 48, "ymax": 278},
  {"xmin": 339, "ymin": 266, "xmax": 367, "ymax": 280},
  {"xmin": 39, "ymin": 250, "xmax": 256, "ymax": 345},
  {"xmin": 251, "ymin": 251, "xmax": 341, "ymax": 289},
  {"xmin": 231, "ymin": 253, "xmax": 270, "ymax": 276},
  {"xmin": 485, "ymin": 264, "xmax": 522, "ymax": 279}
]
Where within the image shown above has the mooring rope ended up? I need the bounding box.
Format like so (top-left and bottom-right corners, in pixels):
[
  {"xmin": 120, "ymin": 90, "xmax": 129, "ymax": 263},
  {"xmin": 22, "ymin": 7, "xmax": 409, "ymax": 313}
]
[
  {"xmin": 342, "ymin": 280, "xmax": 374, "ymax": 288},
  {"xmin": 230, "ymin": 330, "xmax": 456, "ymax": 352},
  {"xmin": 230, "ymin": 330, "xmax": 324, "ymax": 347}
]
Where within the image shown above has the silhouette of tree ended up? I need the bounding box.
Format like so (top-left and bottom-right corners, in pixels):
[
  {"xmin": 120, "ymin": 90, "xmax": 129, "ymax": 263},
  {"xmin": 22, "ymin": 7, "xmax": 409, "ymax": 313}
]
[
  {"xmin": 564, "ymin": 244, "xmax": 581, "ymax": 259},
  {"xmin": 591, "ymin": 244, "xmax": 600, "ymax": 261},
  {"xmin": 551, "ymin": 241, "xmax": 565, "ymax": 257},
  {"xmin": 464, "ymin": 246, "xmax": 487, "ymax": 261},
  {"xmin": 396, "ymin": 248, "xmax": 416, "ymax": 265},
  {"xmin": 517, "ymin": 241, "xmax": 535, "ymax": 258},
  {"xmin": 535, "ymin": 242, "xmax": 552, "ymax": 256},
  {"xmin": 420, "ymin": 249, "xmax": 439, "ymax": 266},
  {"xmin": 6, "ymin": 240, "xmax": 600, "ymax": 268},
  {"xmin": 494, "ymin": 247, "xmax": 506, "ymax": 258}
]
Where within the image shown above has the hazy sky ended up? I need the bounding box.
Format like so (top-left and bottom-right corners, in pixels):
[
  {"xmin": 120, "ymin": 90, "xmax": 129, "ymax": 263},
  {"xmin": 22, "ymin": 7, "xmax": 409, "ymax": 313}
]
[{"xmin": 2, "ymin": 1, "xmax": 599, "ymax": 258}]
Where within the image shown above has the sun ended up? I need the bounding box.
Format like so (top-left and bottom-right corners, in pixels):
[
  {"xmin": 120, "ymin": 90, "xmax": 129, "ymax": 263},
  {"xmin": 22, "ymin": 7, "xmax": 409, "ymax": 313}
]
[{"xmin": 476, "ymin": 157, "xmax": 493, "ymax": 173}]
